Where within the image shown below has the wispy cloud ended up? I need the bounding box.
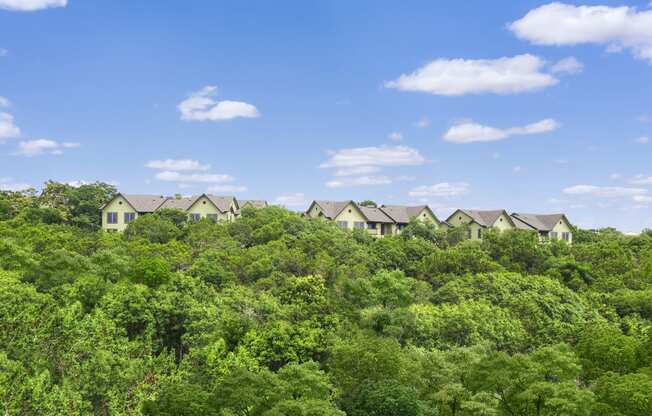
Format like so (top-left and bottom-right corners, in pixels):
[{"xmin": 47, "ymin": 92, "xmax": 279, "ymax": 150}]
[
  {"xmin": 275, "ymin": 192, "xmax": 308, "ymax": 207},
  {"xmin": 630, "ymin": 174, "xmax": 652, "ymax": 185},
  {"xmin": 386, "ymin": 54, "xmax": 558, "ymax": 96},
  {"xmin": 146, "ymin": 159, "xmax": 210, "ymax": 171},
  {"xmin": 178, "ymin": 85, "xmax": 259, "ymax": 121},
  {"xmin": 443, "ymin": 118, "xmax": 559, "ymax": 144},
  {"xmin": 155, "ymin": 171, "xmax": 234, "ymax": 183},
  {"xmin": 414, "ymin": 118, "xmax": 430, "ymax": 128},
  {"xmin": 333, "ymin": 166, "xmax": 381, "ymax": 177},
  {"xmin": 550, "ymin": 56, "xmax": 584, "ymax": 74},
  {"xmin": 510, "ymin": 3, "xmax": 652, "ymax": 62},
  {"xmin": 207, "ymin": 184, "xmax": 247, "ymax": 193},
  {"xmin": 320, "ymin": 145, "xmax": 425, "ymax": 168},
  {"xmin": 408, "ymin": 182, "xmax": 470, "ymax": 197},
  {"xmin": 563, "ymin": 185, "xmax": 647, "ymax": 198},
  {"xmin": 0, "ymin": 97, "xmax": 10, "ymax": 107},
  {"xmin": 635, "ymin": 136, "xmax": 649, "ymax": 145},
  {"xmin": 0, "ymin": 0, "xmax": 67, "ymax": 11},
  {"xmin": 388, "ymin": 131, "xmax": 403, "ymax": 141},
  {"xmin": 14, "ymin": 139, "xmax": 79, "ymax": 156},
  {"xmin": 326, "ymin": 175, "xmax": 392, "ymax": 188}
]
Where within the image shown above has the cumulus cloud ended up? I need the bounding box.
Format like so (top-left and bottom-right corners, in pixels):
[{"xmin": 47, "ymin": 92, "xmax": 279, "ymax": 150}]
[
  {"xmin": 388, "ymin": 131, "xmax": 403, "ymax": 141},
  {"xmin": 155, "ymin": 171, "xmax": 234, "ymax": 183},
  {"xmin": 635, "ymin": 136, "xmax": 650, "ymax": 144},
  {"xmin": 550, "ymin": 56, "xmax": 584, "ymax": 74},
  {"xmin": 15, "ymin": 139, "xmax": 79, "ymax": 156},
  {"xmin": 325, "ymin": 175, "xmax": 392, "ymax": 188},
  {"xmin": 333, "ymin": 166, "xmax": 381, "ymax": 177},
  {"xmin": 562, "ymin": 185, "xmax": 647, "ymax": 198},
  {"xmin": 178, "ymin": 85, "xmax": 259, "ymax": 121},
  {"xmin": 408, "ymin": 182, "xmax": 470, "ymax": 197},
  {"xmin": 510, "ymin": 3, "xmax": 652, "ymax": 62},
  {"xmin": 146, "ymin": 159, "xmax": 210, "ymax": 171},
  {"xmin": 275, "ymin": 192, "xmax": 308, "ymax": 207},
  {"xmin": 0, "ymin": 112, "xmax": 20, "ymax": 141},
  {"xmin": 630, "ymin": 174, "xmax": 652, "ymax": 185},
  {"xmin": 207, "ymin": 184, "xmax": 247, "ymax": 193},
  {"xmin": 443, "ymin": 118, "xmax": 559, "ymax": 144},
  {"xmin": 320, "ymin": 145, "xmax": 425, "ymax": 168},
  {"xmin": 385, "ymin": 54, "xmax": 558, "ymax": 96},
  {"xmin": 0, "ymin": 0, "xmax": 66, "ymax": 11}
]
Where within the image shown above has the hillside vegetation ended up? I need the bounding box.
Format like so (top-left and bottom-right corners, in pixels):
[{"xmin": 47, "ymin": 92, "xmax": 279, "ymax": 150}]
[{"xmin": 1, "ymin": 182, "xmax": 651, "ymax": 416}]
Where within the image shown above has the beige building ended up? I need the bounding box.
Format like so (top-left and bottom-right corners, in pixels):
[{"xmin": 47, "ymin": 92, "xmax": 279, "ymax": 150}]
[
  {"xmin": 446, "ymin": 209, "xmax": 516, "ymax": 240},
  {"xmin": 305, "ymin": 201, "xmax": 443, "ymax": 237},
  {"xmin": 511, "ymin": 213, "xmax": 573, "ymax": 243},
  {"xmin": 239, "ymin": 200, "xmax": 268, "ymax": 210},
  {"xmin": 101, "ymin": 193, "xmax": 239, "ymax": 231}
]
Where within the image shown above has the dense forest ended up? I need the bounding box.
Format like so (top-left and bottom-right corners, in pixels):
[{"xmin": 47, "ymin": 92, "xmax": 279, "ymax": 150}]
[{"xmin": 1, "ymin": 181, "xmax": 651, "ymax": 416}]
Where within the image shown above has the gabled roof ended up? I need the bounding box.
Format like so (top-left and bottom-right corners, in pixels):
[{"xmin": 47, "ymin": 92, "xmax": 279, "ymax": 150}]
[
  {"xmin": 447, "ymin": 209, "xmax": 514, "ymax": 228},
  {"xmin": 380, "ymin": 204, "xmax": 439, "ymax": 224},
  {"xmin": 188, "ymin": 194, "xmax": 237, "ymax": 213},
  {"xmin": 511, "ymin": 213, "xmax": 569, "ymax": 232},
  {"xmin": 310, "ymin": 200, "xmax": 354, "ymax": 219},
  {"xmin": 359, "ymin": 206, "xmax": 394, "ymax": 223},
  {"xmin": 239, "ymin": 200, "xmax": 268, "ymax": 209},
  {"xmin": 158, "ymin": 196, "xmax": 195, "ymax": 211},
  {"xmin": 110, "ymin": 194, "xmax": 167, "ymax": 213}
]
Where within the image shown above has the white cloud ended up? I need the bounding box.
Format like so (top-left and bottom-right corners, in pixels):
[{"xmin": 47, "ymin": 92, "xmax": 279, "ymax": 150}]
[
  {"xmin": 0, "ymin": 177, "xmax": 31, "ymax": 191},
  {"xmin": 146, "ymin": 159, "xmax": 210, "ymax": 171},
  {"xmin": 0, "ymin": 97, "xmax": 10, "ymax": 107},
  {"xmin": 388, "ymin": 131, "xmax": 403, "ymax": 141},
  {"xmin": 610, "ymin": 173, "xmax": 622, "ymax": 180},
  {"xmin": 630, "ymin": 174, "xmax": 652, "ymax": 185},
  {"xmin": 513, "ymin": 165, "xmax": 523, "ymax": 173},
  {"xmin": 275, "ymin": 192, "xmax": 308, "ymax": 207},
  {"xmin": 562, "ymin": 185, "xmax": 647, "ymax": 198},
  {"xmin": 414, "ymin": 118, "xmax": 430, "ymax": 128},
  {"xmin": 320, "ymin": 145, "xmax": 425, "ymax": 168},
  {"xmin": 207, "ymin": 184, "xmax": 247, "ymax": 193},
  {"xmin": 408, "ymin": 182, "xmax": 470, "ymax": 197},
  {"xmin": 443, "ymin": 118, "xmax": 559, "ymax": 144},
  {"xmin": 385, "ymin": 54, "xmax": 558, "ymax": 96},
  {"xmin": 0, "ymin": 0, "xmax": 66, "ymax": 11},
  {"xmin": 326, "ymin": 176, "xmax": 392, "ymax": 188},
  {"xmin": 550, "ymin": 56, "xmax": 584, "ymax": 74},
  {"xmin": 633, "ymin": 195, "xmax": 652, "ymax": 203},
  {"xmin": 155, "ymin": 171, "xmax": 234, "ymax": 183},
  {"xmin": 333, "ymin": 166, "xmax": 381, "ymax": 177},
  {"xmin": 0, "ymin": 112, "xmax": 20, "ymax": 141},
  {"xmin": 178, "ymin": 85, "xmax": 259, "ymax": 121},
  {"xmin": 635, "ymin": 136, "xmax": 650, "ymax": 144},
  {"xmin": 14, "ymin": 139, "xmax": 78, "ymax": 156},
  {"xmin": 510, "ymin": 3, "xmax": 652, "ymax": 62}
]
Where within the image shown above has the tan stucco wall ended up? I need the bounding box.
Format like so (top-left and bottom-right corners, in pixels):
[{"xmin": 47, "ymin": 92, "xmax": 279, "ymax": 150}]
[
  {"xmin": 187, "ymin": 196, "xmax": 232, "ymax": 221},
  {"xmin": 333, "ymin": 203, "xmax": 367, "ymax": 230},
  {"xmin": 550, "ymin": 219, "xmax": 573, "ymax": 243},
  {"xmin": 101, "ymin": 195, "xmax": 139, "ymax": 232}
]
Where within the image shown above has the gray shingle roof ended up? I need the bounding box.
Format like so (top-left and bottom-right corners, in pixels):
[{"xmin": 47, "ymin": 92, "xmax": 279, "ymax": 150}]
[
  {"xmin": 359, "ymin": 206, "xmax": 394, "ymax": 223},
  {"xmin": 122, "ymin": 194, "xmax": 168, "ymax": 213},
  {"xmin": 312, "ymin": 200, "xmax": 352, "ymax": 219},
  {"xmin": 205, "ymin": 195, "xmax": 236, "ymax": 213},
  {"xmin": 511, "ymin": 213, "xmax": 567, "ymax": 232},
  {"xmin": 158, "ymin": 197, "xmax": 195, "ymax": 211},
  {"xmin": 456, "ymin": 209, "xmax": 509, "ymax": 227},
  {"xmin": 380, "ymin": 205, "xmax": 431, "ymax": 224},
  {"xmin": 239, "ymin": 200, "xmax": 268, "ymax": 209}
]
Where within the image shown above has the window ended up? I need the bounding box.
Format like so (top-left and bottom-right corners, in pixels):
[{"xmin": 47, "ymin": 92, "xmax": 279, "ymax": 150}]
[
  {"xmin": 207, "ymin": 214, "xmax": 219, "ymax": 222},
  {"xmin": 477, "ymin": 228, "xmax": 482, "ymax": 239},
  {"xmin": 107, "ymin": 212, "xmax": 118, "ymax": 224},
  {"xmin": 467, "ymin": 229, "xmax": 472, "ymax": 239},
  {"xmin": 562, "ymin": 232, "xmax": 570, "ymax": 241},
  {"xmin": 336, "ymin": 221, "xmax": 348, "ymax": 229},
  {"xmin": 124, "ymin": 212, "xmax": 136, "ymax": 224},
  {"xmin": 189, "ymin": 213, "xmax": 201, "ymax": 222},
  {"xmin": 354, "ymin": 221, "xmax": 365, "ymax": 229},
  {"xmin": 550, "ymin": 231, "xmax": 559, "ymax": 239},
  {"xmin": 367, "ymin": 222, "xmax": 377, "ymax": 230}
]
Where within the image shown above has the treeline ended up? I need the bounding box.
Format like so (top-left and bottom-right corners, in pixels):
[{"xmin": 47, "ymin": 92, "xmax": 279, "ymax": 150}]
[{"xmin": 0, "ymin": 182, "xmax": 651, "ymax": 415}]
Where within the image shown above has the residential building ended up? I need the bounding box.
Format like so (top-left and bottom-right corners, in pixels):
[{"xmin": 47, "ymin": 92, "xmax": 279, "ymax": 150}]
[
  {"xmin": 101, "ymin": 193, "xmax": 239, "ymax": 231},
  {"xmin": 379, "ymin": 204, "xmax": 445, "ymax": 233},
  {"xmin": 446, "ymin": 209, "xmax": 515, "ymax": 240},
  {"xmin": 511, "ymin": 213, "xmax": 573, "ymax": 243},
  {"xmin": 101, "ymin": 194, "xmax": 167, "ymax": 232},
  {"xmin": 239, "ymin": 200, "xmax": 269, "ymax": 210}
]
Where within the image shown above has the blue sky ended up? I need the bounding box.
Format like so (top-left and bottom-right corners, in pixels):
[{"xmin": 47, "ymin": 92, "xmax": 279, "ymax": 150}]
[{"xmin": 1, "ymin": 0, "xmax": 651, "ymax": 232}]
